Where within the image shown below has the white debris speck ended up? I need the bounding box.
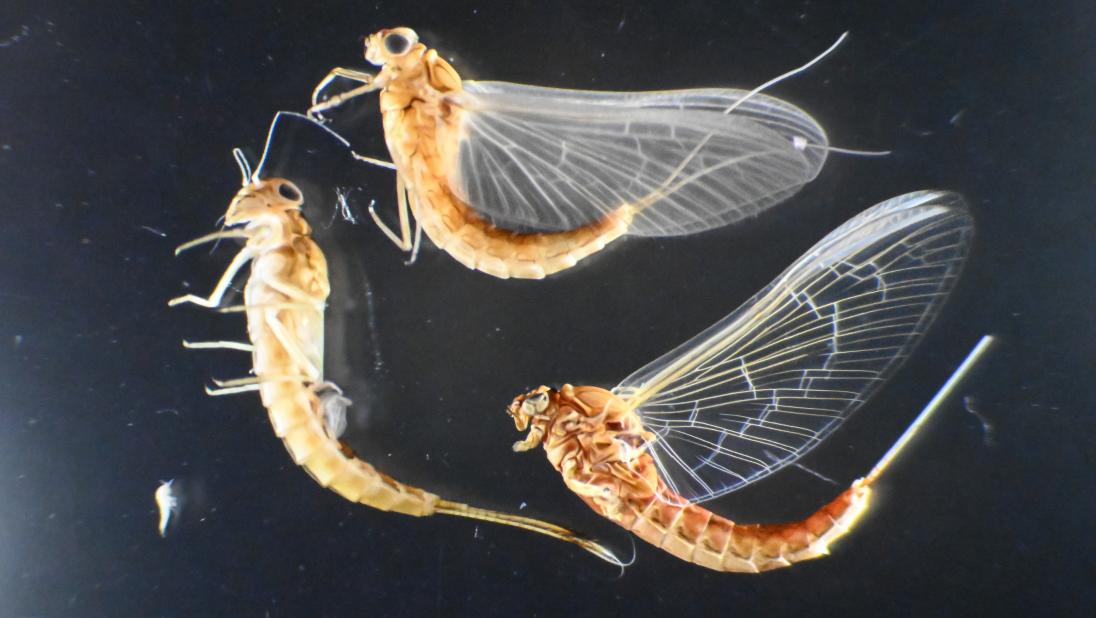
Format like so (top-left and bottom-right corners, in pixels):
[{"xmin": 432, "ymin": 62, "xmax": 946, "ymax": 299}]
[{"xmin": 155, "ymin": 480, "xmax": 178, "ymax": 537}]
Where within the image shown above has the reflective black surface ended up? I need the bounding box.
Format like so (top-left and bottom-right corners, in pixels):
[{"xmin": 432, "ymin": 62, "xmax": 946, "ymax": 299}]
[{"xmin": 2, "ymin": 2, "xmax": 1093, "ymax": 615}]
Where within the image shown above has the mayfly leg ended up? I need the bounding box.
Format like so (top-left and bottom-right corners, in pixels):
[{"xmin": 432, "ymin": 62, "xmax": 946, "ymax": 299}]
[
  {"xmin": 174, "ymin": 230, "xmax": 250, "ymax": 255},
  {"xmin": 168, "ymin": 248, "xmax": 253, "ymax": 308},
  {"xmin": 346, "ymin": 150, "xmax": 424, "ymax": 262},
  {"xmin": 350, "ymin": 151, "xmax": 397, "ymax": 171},
  {"xmin": 264, "ymin": 311, "xmax": 322, "ymax": 381},
  {"xmin": 203, "ymin": 375, "xmax": 311, "ymax": 396},
  {"xmin": 309, "ymin": 67, "xmax": 377, "ymax": 117},
  {"xmin": 367, "ymin": 172, "xmax": 417, "ymax": 254},
  {"xmin": 205, "ymin": 383, "xmax": 261, "ymax": 396},
  {"xmin": 215, "ymin": 301, "xmax": 313, "ymax": 314},
  {"xmin": 182, "ymin": 340, "xmax": 254, "ymax": 353}
]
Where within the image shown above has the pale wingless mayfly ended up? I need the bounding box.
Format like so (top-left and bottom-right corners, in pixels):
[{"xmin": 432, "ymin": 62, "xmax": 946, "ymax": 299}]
[
  {"xmin": 506, "ymin": 191, "xmax": 973, "ymax": 571},
  {"xmin": 167, "ymin": 115, "xmax": 621, "ymax": 564},
  {"xmin": 307, "ymin": 27, "xmax": 850, "ymax": 279}
]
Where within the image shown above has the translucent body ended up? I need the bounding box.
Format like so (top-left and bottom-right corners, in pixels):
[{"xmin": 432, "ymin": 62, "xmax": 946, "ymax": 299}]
[
  {"xmin": 170, "ymin": 175, "xmax": 619, "ymax": 562},
  {"xmin": 310, "ymin": 27, "xmax": 829, "ymax": 278},
  {"xmin": 173, "ymin": 178, "xmax": 440, "ymax": 515},
  {"xmin": 507, "ymin": 191, "xmax": 973, "ymax": 571}
]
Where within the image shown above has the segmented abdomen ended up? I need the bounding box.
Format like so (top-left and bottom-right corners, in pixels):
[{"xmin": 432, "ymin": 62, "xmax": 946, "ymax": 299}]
[
  {"xmin": 385, "ymin": 105, "xmax": 632, "ymax": 279},
  {"xmin": 603, "ymin": 480, "xmax": 871, "ymax": 572},
  {"xmin": 262, "ymin": 380, "xmax": 439, "ymax": 516},
  {"xmin": 246, "ymin": 236, "xmax": 439, "ymax": 517}
]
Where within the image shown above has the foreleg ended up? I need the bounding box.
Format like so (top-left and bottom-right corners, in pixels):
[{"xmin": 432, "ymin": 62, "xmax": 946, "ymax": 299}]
[{"xmin": 168, "ymin": 248, "xmax": 254, "ymax": 308}]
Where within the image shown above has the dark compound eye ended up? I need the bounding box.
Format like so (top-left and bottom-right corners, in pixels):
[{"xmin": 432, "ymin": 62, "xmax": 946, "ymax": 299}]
[
  {"xmin": 384, "ymin": 32, "xmax": 411, "ymax": 55},
  {"xmin": 278, "ymin": 183, "xmax": 302, "ymax": 201}
]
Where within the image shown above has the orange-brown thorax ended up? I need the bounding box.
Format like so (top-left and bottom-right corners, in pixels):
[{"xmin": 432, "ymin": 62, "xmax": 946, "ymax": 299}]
[
  {"xmin": 363, "ymin": 27, "xmax": 463, "ymax": 179},
  {"xmin": 508, "ymin": 385, "xmax": 663, "ymax": 506}
]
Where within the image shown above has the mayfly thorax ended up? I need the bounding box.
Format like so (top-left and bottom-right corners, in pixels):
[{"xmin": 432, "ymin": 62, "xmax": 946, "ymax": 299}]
[{"xmin": 307, "ymin": 27, "xmax": 851, "ymax": 279}]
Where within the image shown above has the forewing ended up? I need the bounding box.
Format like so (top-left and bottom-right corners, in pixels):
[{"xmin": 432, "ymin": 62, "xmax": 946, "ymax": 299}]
[
  {"xmin": 611, "ymin": 191, "xmax": 973, "ymax": 502},
  {"xmin": 447, "ymin": 82, "xmax": 827, "ymax": 236}
]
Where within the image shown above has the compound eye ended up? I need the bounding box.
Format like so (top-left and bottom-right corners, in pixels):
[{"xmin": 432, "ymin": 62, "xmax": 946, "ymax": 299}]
[
  {"xmin": 384, "ymin": 32, "xmax": 411, "ymax": 55},
  {"xmin": 525, "ymin": 392, "xmax": 549, "ymax": 413},
  {"xmin": 277, "ymin": 182, "xmax": 302, "ymax": 202}
]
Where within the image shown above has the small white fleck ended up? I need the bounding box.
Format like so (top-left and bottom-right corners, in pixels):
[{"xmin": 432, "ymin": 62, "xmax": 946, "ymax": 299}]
[{"xmin": 155, "ymin": 480, "xmax": 178, "ymax": 537}]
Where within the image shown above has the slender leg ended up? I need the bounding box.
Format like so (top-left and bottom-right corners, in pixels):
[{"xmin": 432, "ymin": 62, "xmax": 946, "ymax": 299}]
[
  {"xmin": 174, "ymin": 230, "xmax": 249, "ymax": 255},
  {"xmin": 217, "ymin": 301, "xmax": 313, "ymax": 313},
  {"xmin": 211, "ymin": 377, "xmax": 263, "ymax": 388},
  {"xmin": 182, "ymin": 340, "xmax": 254, "ymax": 352},
  {"xmin": 263, "ymin": 309, "xmax": 322, "ymax": 381},
  {"xmin": 512, "ymin": 425, "xmax": 545, "ymax": 452},
  {"xmin": 403, "ymin": 179, "xmax": 424, "ymax": 265},
  {"xmin": 210, "ymin": 375, "xmax": 310, "ymax": 388},
  {"xmin": 309, "ymin": 67, "xmax": 377, "ymax": 117},
  {"xmin": 368, "ymin": 204, "xmax": 410, "ymax": 250},
  {"xmin": 351, "ymin": 151, "xmax": 398, "ymax": 171},
  {"xmin": 258, "ymin": 275, "xmax": 325, "ymax": 308},
  {"xmin": 368, "ymin": 173, "xmax": 416, "ymax": 253},
  {"xmin": 205, "ymin": 384, "xmax": 260, "ymax": 396},
  {"xmin": 395, "ymin": 173, "xmax": 413, "ymax": 249},
  {"xmin": 168, "ymin": 249, "xmax": 254, "ymax": 308}
]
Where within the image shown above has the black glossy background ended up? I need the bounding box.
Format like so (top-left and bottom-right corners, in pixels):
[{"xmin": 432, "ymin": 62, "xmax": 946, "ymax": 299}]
[{"xmin": 1, "ymin": 2, "xmax": 1093, "ymax": 616}]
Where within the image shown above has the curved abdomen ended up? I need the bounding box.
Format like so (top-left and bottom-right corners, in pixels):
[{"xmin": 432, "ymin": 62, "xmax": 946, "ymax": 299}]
[
  {"xmin": 602, "ymin": 479, "xmax": 872, "ymax": 572},
  {"xmin": 261, "ymin": 379, "xmax": 440, "ymax": 517},
  {"xmin": 384, "ymin": 103, "xmax": 632, "ymax": 279},
  {"xmin": 246, "ymin": 243, "xmax": 439, "ymax": 517}
]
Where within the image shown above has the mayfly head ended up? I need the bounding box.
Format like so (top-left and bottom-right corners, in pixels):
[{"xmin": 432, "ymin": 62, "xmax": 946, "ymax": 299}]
[
  {"xmin": 223, "ymin": 178, "xmax": 304, "ymax": 226},
  {"xmin": 506, "ymin": 386, "xmax": 554, "ymax": 431},
  {"xmin": 364, "ymin": 27, "xmax": 420, "ymax": 66}
]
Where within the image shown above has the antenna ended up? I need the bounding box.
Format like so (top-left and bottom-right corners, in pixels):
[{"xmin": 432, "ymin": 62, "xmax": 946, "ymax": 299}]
[{"xmin": 232, "ymin": 148, "xmax": 252, "ymax": 187}]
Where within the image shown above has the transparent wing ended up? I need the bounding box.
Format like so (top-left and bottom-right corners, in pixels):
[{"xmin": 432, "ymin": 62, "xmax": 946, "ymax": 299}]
[
  {"xmin": 446, "ymin": 82, "xmax": 828, "ymax": 236},
  {"xmin": 611, "ymin": 191, "xmax": 973, "ymax": 503}
]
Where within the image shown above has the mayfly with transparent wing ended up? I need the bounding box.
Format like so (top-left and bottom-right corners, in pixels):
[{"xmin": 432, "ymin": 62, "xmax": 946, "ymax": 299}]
[
  {"xmin": 506, "ymin": 191, "xmax": 974, "ymax": 571},
  {"xmin": 167, "ymin": 113, "xmax": 622, "ymax": 566},
  {"xmin": 308, "ymin": 27, "xmax": 859, "ymax": 279}
]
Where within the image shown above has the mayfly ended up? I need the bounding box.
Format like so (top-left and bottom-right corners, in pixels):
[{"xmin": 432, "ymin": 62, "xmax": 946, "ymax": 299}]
[
  {"xmin": 506, "ymin": 191, "xmax": 973, "ymax": 571},
  {"xmin": 308, "ymin": 27, "xmax": 848, "ymax": 279},
  {"xmin": 168, "ymin": 113, "xmax": 620, "ymax": 565}
]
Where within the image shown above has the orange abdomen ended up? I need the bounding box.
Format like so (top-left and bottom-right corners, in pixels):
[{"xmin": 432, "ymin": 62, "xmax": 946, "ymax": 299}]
[
  {"xmin": 600, "ymin": 479, "xmax": 872, "ymax": 572},
  {"xmin": 381, "ymin": 91, "xmax": 631, "ymax": 279},
  {"xmin": 550, "ymin": 384, "xmax": 874, "ymax": 572}
]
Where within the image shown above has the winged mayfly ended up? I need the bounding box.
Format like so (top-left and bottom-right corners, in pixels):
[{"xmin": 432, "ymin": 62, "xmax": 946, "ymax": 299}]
[
  {"xmin": 308, "ymin": 26, "xmax": 844, "ymax": 279},
  {"xmin": 168, "ymin": 113, "xmax": 621, "ymax": 565},
  {"xmin": 506, "ymin": 191, "xmax": 973, "ymax": 571}
]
